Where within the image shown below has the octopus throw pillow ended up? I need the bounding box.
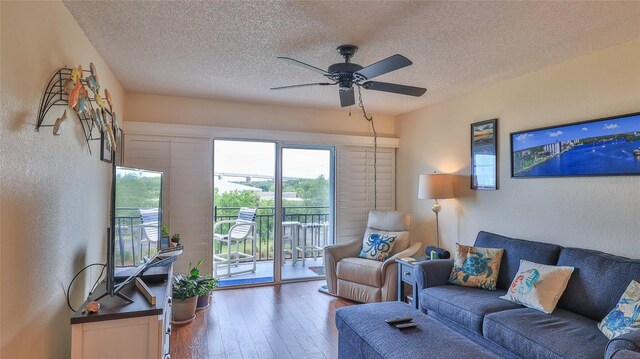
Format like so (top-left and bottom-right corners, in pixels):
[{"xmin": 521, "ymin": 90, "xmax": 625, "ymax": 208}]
[
  {"xmin": 358, "ymin": 232, "xmax": 397, "ymax": 261},
  {"xmin": 448, "ymin": 244, "xmax": 503, "ymax": 290},
  {"xmin": 500, "ymin": 260, "xmax": 574, "ymax": 314},
  {"xmin": 599, "ymin": 280, "xmax": 640, "ymax": 339}
]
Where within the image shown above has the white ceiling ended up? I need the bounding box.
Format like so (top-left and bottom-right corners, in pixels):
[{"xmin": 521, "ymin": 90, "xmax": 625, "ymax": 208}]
[{"xmin": 63, "ymin": 1, "xmax": 640, "ymax": 116}]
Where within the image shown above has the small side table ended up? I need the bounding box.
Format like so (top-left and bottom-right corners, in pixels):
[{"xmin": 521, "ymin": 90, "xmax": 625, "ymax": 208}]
[{"xmin": 396, "ymin": 256, "xmax": 428, "ymax": 309}]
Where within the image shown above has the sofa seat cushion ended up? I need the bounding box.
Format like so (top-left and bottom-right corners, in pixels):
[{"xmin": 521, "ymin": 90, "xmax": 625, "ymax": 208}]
[
  {"xmin": 421, "ymin": 285, "xmax": 522, "ymax": 334},
  {"xmin": 484, "ymin": 307, "xmax": 609, "ymax": 359},
  {"xmin": 337, "ymin": 257, "xmax": 383, "ymax": 287}
]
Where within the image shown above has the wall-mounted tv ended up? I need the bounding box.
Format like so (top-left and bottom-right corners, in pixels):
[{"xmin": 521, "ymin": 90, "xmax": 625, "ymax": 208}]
[{"xmin": 511, "ymin": 112, "xmax": 640, "ymax": 178}]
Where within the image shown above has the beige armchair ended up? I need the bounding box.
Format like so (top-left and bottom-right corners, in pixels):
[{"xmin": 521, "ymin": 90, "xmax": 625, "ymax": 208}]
[{"xmin": 324, "ymin": 210, "xmax": 420, "ymax": 303}]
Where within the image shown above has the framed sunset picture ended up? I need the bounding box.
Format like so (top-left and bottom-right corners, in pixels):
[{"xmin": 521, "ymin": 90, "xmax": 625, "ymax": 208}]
[
  {"xmin": 511, "ymin": 112, "xmax": 640, "ymax": 178},
  {"xmin": 471, "ymin": 119, "xmax": 498, "ymax": 190}
]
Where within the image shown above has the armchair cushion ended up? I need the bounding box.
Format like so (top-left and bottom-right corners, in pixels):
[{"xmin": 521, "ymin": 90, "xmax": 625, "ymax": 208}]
[
  {"xmin": 365, "ymin": 210, "xmax": 412, "ymax": 256},
  {"xmin": 337, "ymin": 257, "xmax": 383, "ymax": 287},
  {"xmin": 358, "ymin": 233, "xmax": 397, "ymax": 261}
]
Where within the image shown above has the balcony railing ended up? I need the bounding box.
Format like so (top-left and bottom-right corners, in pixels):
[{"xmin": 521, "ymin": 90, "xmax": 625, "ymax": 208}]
[
  {"xmin": 114, "ymin": 206, "xmax": 331, "ymax": 266},
  {"xmin": 213, "ymin": 206, "xmax": 330, "ymax": 261}
]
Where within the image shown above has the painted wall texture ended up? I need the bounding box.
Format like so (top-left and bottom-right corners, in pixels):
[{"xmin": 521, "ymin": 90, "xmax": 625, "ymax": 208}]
[
  {"xmin": 0, "ymin": 1, "xmax": 124, "ymax": 358},
  {"xmin": 396, "ymin": 39, "xmax": 640, "ymax": 258},
  {"xmin": 125, "ymin": 92, "xmax": 396, "ymax": 137}
]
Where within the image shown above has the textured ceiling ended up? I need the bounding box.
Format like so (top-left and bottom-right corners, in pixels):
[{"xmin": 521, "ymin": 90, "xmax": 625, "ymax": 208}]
[{"xmin": 63, "ymin": 1, "xmax": 640, "ymax": 116}]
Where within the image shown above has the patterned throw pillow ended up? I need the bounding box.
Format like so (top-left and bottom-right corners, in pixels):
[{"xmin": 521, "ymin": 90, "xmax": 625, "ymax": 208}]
[
  {"xmin": 598, "ymin": 280, "xmax": 640, "ymax": 339},
  {"xmin": 358, "ymin": 232, "xmax": 397, "ymax": 261},
  {"xmin": 500, "ymin": 260, "xmax": 574, "ymax": 314},
  {"xmin": 448, "ymin": 244, "xmax": 503, "ymax": 290}
]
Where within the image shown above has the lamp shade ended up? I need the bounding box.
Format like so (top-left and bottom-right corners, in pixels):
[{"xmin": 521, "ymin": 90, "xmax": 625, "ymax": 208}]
[{"xmin": 418, "ymin": 174, "xmax": 454, "ymax": 200}]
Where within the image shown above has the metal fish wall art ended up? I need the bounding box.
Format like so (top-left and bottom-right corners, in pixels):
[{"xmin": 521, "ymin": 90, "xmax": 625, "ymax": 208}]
[{"xmin": 53, "ymin": 109, "xmax": 68, "ymax": 136}]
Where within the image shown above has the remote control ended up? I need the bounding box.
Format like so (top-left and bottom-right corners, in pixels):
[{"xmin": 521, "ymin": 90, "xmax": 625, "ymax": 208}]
[
  {"xmin": 395, "ymin": 322, "xmax": 418, "ymax": 329},
  {"xmin": 385, "ymin": 316, "xmax": 413, "ymax": 324}
]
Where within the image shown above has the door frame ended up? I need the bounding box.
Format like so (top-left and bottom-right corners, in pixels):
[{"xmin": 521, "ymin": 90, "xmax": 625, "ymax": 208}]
[{"xmin": 212, "ymin": 138, "xmax": 336, "ymax": 287}]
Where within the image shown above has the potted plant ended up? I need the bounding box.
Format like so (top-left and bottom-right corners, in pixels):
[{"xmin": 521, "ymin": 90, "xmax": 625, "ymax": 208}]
[
  {"xmin": 170, "ymin": 233, "xmax": 181, "ymax": 247},
  {"xmin": 172, "ymin": 273, "xmax": 198, "ymax": 324},
  {"xmin": 161, "ymin": 225, "xmax": 171, "ymax": 248},
  {"xmin": 188, "ymin": 260, "xmax": 218, "ymax": 310}
]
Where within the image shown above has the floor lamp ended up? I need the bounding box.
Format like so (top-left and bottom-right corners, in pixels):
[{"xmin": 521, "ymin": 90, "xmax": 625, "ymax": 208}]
[{"xmin": 418, "ymin": 174, "xmax": 454, "ymax": 248}]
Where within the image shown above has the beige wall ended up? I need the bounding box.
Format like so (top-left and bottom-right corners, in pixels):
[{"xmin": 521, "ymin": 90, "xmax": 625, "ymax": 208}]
[
  {"xmin": 0, "ymin": 2, "xmax": 124, "ymax": 358},
  {"xmin": 125, "ymin": 92, "xmax": 396, "ymax": 137},
  {"xmin": 396, "ymin": 39, "xmax": 640, "ymax": 258}
]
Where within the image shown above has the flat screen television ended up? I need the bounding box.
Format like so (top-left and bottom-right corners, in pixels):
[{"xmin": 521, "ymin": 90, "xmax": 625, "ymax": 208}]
[{"xmin": 98, "ymin": 164, "xmax": 165, "ymax": 302}]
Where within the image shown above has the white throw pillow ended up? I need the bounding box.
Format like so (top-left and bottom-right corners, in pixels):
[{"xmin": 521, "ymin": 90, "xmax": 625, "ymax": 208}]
[{"xmin": 500, "ymin": 260, "xmax": 574, "ymax": 314}]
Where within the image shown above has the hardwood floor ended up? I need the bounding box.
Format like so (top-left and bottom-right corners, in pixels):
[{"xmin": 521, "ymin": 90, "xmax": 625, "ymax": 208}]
[{"xmin": 170, "ymin": 280, "xmax": 356, "ymax": 359}]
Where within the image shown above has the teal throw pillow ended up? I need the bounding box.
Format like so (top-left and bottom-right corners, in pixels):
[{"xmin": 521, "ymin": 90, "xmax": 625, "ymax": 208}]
[
  {"xmin": 598, "ymin": 280, "xmax": 640, "ymax": 339},
  {"xmin": 358, "ymin": 232, "xmax": 397, "ymax": 261}
]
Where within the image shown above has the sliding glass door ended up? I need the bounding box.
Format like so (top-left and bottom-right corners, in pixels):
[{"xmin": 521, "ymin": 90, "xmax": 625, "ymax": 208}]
[
  {"xmin": 213, "ymin": 140, "xmax": 334, "ymax": 287},
  {"xmin": 280, "ymin": 146, "xmax": 334, "ymax": 280},
  {"xmin": 213, "ymin": 140, "xmax": 276, "ymax": 287}
]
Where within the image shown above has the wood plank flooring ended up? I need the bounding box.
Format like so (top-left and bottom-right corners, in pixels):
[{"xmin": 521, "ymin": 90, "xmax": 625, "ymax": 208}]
[{"xmin": 170, "ymin": 280, "xmax": 356, "ymax": 359}]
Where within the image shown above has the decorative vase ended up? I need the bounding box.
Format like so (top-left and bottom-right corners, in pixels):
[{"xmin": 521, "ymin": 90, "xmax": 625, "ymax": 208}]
[
  {"xmin": 172, "ymin": 296, "xmax": 197, "ymax": 324},
  {"xmin": 196, "ymin": 293, "xmax": 211, "ymax": 311}
]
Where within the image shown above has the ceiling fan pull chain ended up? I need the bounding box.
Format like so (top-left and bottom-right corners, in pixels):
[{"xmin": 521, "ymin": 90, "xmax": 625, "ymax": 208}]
[{"xmin": 357, "ymin": 86, "xmax": 377, "ymax": 210}]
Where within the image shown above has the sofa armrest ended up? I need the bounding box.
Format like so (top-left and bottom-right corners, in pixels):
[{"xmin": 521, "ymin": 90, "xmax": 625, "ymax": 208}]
[
  {"xmin": 381, "ymin": 243, "xmax": 421, "ymax": 273},
  {"xmin": 608, "ymin": 350, "xmax": 640, "ymax": 359},
  {"xmin": 606, "ymin": 331, "xmax": 640, "ymax": 359},
  {"xmin": 414, "ymin": 259, "xmax": 454, "ymax": 292}
]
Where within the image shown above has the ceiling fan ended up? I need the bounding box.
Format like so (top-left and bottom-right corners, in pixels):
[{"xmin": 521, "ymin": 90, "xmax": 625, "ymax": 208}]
[{"xmin": 271, "ymin": 45, "xmax": 427, "ymax": 107}]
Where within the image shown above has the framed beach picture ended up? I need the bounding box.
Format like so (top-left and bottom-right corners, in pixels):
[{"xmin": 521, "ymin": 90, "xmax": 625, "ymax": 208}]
[
  {"xmin": 471, "ymin": 119, "xmax": 498, "ymax": 190},
  {"xmin": 510, "ymin": 112, "xmax": 640, "ymax": 178}
]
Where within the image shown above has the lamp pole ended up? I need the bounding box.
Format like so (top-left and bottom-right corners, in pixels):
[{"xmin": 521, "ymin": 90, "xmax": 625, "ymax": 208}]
[{"xmin": 432, "ymin": 199, "xmax": 441, "ymax": 248}]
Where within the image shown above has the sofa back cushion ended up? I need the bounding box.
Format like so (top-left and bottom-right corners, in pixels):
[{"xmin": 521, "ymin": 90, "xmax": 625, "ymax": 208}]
[
  {"xmin": 556, "ymin": 248, "xmax": 640, "ymax": 321},
  {"xmin": 474, "ymin": 231, "xmax": 562, "ymax": 290}
]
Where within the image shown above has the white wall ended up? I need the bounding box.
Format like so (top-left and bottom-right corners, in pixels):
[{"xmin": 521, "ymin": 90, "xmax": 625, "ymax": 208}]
[
  {"xmin": 125, "ymin": 92, "xmax": 396, "ymax": 137},
  {"xmin": 396, "ymin": 39, "xmax": 640, "ymax": 258},
  {"xmin": 0, "ymin": 2, "xmax": 125, "ymax": 358}
]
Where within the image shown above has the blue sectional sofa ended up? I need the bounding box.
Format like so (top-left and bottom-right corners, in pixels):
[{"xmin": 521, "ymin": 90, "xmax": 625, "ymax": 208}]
[
  {"xmin": 335, "ymin": 231, "xmax": 640, "ymax": 359},
  {"xmin": 415, "ymin": 231, "xmax": 640, "ymax": 359}
]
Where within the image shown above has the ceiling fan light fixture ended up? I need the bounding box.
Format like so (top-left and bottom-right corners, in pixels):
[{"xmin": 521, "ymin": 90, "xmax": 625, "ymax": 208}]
[{"xmin": 273, "ymin": 44, "xmax": 427, "ymax": 107}]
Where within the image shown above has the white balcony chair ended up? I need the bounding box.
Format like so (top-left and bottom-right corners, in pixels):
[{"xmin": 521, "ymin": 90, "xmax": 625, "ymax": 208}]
[
  {"xmin": 213, "ymin": 207, "xmax": 258, "ymax": 278},
  {"xmin": 139, "ymin": 208, "xmax": 160, "ymax": 261}
]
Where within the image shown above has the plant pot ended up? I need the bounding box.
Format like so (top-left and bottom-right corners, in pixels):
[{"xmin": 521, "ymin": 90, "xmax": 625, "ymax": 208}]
[
  {"xmin": 196, "ymin": 293, "xmax": 211, "ymax": 311},
  {"xmin": 172, "ymin": 296, "xmax": 197, "ymax": 324}
]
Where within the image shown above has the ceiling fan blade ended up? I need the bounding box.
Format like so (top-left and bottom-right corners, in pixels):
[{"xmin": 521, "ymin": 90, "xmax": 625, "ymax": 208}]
[
  {"xmin": 277, "ymin": 57, "xmax": 329, "ymax": 76},
  {"xmin": 363, "ymin": 81, "xmax": 426, "ymax": 97},
  {"xmin": 339, "ymin": 88, "xmax": 355, "ymax": 107},
  {"xmin": 355, "ymin": 54, "xmax": 412, "ymax": 80},
  {"xmin": 270, "ymin": 82, "xmax": 335, "ymax": 90}
]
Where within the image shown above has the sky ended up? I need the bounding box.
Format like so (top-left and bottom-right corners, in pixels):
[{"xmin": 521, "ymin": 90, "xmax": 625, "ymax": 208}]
[
  {"xmin": 512, "ymin": 113, "xmax": 640, "ymax": 151},
  {"xmin": 213, "ymin": 140, "xmax": 330, "ymax": 179}
]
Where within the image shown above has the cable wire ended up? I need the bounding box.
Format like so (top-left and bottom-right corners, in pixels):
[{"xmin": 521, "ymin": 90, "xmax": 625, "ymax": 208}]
[
  {"xmin": 65, "ymin": 263, "xmax": 106, "ymax": 312},
  {"xmin": 356, "ymin": 85, "xmax": 377, "ymax": 209}
]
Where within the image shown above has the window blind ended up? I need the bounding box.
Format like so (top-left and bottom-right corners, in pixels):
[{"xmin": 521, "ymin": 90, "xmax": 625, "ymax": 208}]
[{"xmin": 335, "ymin": 145, "xmax": 396, "ymax": 244}]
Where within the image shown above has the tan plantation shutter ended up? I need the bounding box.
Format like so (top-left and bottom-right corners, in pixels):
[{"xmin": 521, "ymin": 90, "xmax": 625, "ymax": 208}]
[
  {"xmin": 335, "ymin": 145, "xmax": 396, "ymax": 244},
  {"xmin": 124, "ymin": 135, "xmax": 213, "ymax": 275}
]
